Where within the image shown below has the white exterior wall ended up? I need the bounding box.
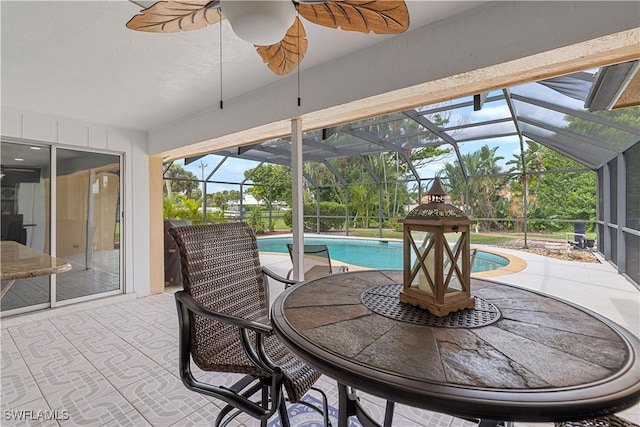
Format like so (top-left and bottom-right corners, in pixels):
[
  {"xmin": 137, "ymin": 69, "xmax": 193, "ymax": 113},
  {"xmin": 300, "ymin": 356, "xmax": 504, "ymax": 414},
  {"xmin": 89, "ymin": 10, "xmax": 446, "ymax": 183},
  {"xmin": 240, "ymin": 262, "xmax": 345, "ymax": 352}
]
[{"xmin": 1, "ymin": 106, "xmax": 152, "ymax": 297}]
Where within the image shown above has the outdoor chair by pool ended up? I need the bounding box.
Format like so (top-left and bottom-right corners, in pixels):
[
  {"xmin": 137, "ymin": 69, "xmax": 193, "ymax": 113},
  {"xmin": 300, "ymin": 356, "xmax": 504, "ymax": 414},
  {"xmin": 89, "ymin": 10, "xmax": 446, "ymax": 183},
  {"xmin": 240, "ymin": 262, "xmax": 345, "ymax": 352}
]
[
  {"xmin": 169, "ymin": 222, "xmax": 330, "ymax": 427},
  {"xmin": 286, "ymin": 243, "xmax": 348, "ymax": 280}
]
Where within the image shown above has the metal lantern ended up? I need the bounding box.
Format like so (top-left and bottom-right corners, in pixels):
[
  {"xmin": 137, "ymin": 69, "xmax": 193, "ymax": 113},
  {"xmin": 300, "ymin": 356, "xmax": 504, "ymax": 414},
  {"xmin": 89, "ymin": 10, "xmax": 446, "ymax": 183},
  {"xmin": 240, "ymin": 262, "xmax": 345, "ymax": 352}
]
[{"xmin": 399, "ymin": 178, "xmax": 475, "ymax": 317}]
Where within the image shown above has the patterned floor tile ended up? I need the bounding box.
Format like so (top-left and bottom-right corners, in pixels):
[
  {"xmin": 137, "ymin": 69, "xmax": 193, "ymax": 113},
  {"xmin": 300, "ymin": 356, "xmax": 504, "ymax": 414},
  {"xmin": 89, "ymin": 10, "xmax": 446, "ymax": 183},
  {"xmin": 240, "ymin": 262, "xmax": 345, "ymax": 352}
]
[
  {"xmin": 88, "ymin": 305, "xmax": 133, "ymax": 331},
  {"xmin": 68, "ymin": 329, "xmax": 128, "ymax": 358},
  {"xmin": 355, "ymin": 397, "xmax": 386, "ymax": 424},
  {"xmin": 82, "ymin": 342, "xmax": 159, "ymax": 390},
  {"xmin": 20, "ymin": 341, "xmax": 83, "ymax": 374},
  {"xmin": 168, "ymin": 402, "xmax": 246, "ymax": 427},
  {"xmin": 2, "ymin": 327, "xmax": 16, "ymax": 349},
  {"xmin": 450, "ymin": 417, "xmax": 481, "ymax": 427},
  {"xmin": 1, "ymin": 331, "xmax": 20, "ymax": 371},
  {"xmin": 145, "ymin": 294, "xmax": 177, "ymax": 311},
  {"xmin": 395, "ymin": 403, "xmax": 455, "ymax": 427},
  {"xmin": 120, "ymin": 369, "xmax": 209, "ymax": 426},
  {"xmin": 32, "ymin": 362, "xmax": 114, "ymax": 400},
  {"xmin": 8, "ymin": 320, "xmax": 64, "ymax": 345},
  {"xmin": 0, "ymin": 396, "xmax": 61, "ymax": 427},
  {"xmin": 49, "ymin": 312, "xmax": 109, "ymax": 342},
  {"xmin": 47, "ymin": 389, "xmax": 135, "ymax": 427},
  {"xmin": 121, "ymin": 305, "xmax": 178, "ymax": 339},
  {"xmin": 1, "ymin": 355, "xmax": 43, "ymax": 410},
  {"xmin": 8, "ymin": 321, "xmax": 77, "ymax": 369},
  {"xmin": 100, "ymin": 409, "xmax": 152, "ymax": 427},
  {"xmin": 105, "ymin": 321, "xmax": 173, "ymax": 350},
  {"xmin": 133, "ymin": 333, "xmax": 179, "ymax": 371}
]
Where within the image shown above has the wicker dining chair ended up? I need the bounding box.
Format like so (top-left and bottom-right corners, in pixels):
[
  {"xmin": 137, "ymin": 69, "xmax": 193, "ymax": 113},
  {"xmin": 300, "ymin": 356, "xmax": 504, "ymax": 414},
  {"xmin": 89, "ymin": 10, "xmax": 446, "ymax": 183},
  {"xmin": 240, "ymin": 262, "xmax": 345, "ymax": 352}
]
[{"xmin": 169, "ymin": 222, "xmax": 330, "ymax": 427}]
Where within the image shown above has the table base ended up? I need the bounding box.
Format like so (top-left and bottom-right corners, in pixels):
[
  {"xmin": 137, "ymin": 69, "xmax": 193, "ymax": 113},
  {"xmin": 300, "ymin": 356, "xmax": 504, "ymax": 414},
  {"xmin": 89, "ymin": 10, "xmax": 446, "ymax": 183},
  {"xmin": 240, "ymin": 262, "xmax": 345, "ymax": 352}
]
[
  {"xmin": 337, "ymin": 383, "xmax": 508, "ymax": 427},
  {"xmin": 337, "ymin": 383, "xmax": 394, "ymax": 427}
]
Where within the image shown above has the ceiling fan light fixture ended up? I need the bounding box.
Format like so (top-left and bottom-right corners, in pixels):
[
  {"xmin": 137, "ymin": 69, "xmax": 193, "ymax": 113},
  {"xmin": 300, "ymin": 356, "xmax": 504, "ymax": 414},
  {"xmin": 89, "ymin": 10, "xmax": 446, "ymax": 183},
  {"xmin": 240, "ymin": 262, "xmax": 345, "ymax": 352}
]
[{"xmin": 221, "ymin": 0, "xmax": 296, "ymax": 46}]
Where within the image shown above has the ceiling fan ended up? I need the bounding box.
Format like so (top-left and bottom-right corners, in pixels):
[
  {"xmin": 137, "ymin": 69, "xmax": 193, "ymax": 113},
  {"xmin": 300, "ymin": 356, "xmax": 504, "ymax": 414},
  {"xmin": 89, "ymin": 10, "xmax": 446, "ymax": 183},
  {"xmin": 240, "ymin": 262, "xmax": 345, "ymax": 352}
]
[{"xmin": 127, "ymin": 1, "xmax": 409, "ymax": 75}]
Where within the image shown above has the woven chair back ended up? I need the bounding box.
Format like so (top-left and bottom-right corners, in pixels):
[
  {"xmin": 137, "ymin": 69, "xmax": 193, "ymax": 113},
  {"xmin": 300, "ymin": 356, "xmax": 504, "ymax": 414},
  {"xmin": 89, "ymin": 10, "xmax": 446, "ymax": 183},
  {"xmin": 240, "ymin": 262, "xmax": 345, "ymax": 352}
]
[{"xmin": 169, "ymin": 222, "xmax": 269, "ymax": 373}]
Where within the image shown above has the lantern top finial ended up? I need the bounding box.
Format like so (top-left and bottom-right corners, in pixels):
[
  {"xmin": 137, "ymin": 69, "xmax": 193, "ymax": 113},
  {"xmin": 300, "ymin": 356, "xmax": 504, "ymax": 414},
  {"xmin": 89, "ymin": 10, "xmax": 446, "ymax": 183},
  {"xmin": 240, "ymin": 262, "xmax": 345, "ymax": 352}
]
[
  {"xmin": 402, "ymin": 178, "xmax": 471, "ymax": 223},
  {"xmin": 426, "ymin": 178, "xmax": 447, "ymax": 203}
]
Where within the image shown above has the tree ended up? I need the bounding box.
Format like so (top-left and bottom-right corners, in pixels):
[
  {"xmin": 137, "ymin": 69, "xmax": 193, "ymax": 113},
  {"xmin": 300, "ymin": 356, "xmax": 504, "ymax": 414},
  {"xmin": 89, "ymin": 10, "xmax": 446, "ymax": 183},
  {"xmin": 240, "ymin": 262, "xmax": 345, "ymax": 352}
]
[
  {"xmin": 331, "ymin": 153, "xmax": 411, "ymax": 228},
  {"xmin": 536, "ymin": 147, "xmax": 595, "ymax": 224},
  {"xmin": 348, "ymin": 183, "xmax": 378, "ymax": 228},
  {"xmin": 210, "ymin": 190, "xmax": 241, "ymax": 209},
  {"xmin": 164, "ymin": 163, "xmax": 201, "ymax": 199},
  {"xmin": 530, "ymin": 107, "xmax": 640, "ymax": 229},
  {"xmin": 438, "ymin": 145, "xmax": 505, "ymax": 226},
  {"xmin": 506, "ymin": 140, "xmax": 546, "ymax": 207},
  {"xmin": 304, "ymin": 162, "xmax": 348, "ymax": 205},
  {"xmin": 244, "ymin": 164, "xmax": 292, "ymax": 205}
]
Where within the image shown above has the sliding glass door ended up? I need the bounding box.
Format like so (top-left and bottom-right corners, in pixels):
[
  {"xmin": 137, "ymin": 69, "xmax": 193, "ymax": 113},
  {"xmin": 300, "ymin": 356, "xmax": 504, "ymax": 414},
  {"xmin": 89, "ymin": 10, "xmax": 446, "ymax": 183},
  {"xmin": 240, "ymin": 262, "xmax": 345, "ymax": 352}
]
[
  {"xmin": 0, "ymin": 142, "xmax": 51, "ymax": 312},
  {"xmin": 56, "ymin": 149, "xmax": 121, "ymax": 302},
  {"xmin": 1, "ymin": 141, "xmax": 123, "ymax": 316}
]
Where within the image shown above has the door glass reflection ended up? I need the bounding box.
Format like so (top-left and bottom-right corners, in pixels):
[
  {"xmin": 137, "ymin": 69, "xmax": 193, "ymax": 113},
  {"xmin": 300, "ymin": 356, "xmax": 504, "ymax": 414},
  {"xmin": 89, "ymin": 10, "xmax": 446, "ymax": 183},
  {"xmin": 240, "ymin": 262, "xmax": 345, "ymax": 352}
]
[
  {"xmin": 56, "ymin": 149, "xmax": 121, "ymax": 301},
  {"xmin": 1, "ymin": 142, "xmax": 51, "ymax": 312}
]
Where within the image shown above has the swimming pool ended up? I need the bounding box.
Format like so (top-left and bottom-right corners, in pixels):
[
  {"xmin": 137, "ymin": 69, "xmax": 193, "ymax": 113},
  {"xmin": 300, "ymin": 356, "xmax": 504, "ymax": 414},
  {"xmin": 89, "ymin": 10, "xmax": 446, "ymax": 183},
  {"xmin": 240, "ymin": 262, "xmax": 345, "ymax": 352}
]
[{"xmin": 257, "ymin": 237, "xmax": 509, "ymax": 272}]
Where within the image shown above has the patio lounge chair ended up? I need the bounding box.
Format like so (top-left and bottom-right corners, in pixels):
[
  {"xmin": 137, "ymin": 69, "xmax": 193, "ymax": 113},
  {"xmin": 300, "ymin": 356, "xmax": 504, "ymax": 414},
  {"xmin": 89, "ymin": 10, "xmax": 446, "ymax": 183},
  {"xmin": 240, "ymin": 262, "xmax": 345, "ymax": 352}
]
[
  {"xmin": 169, "ymin": 222, "xmax": 330, "ymax": 427},
  {"xmin": 286, "ymin": 243, "xmax": 348, "ymax": 280}
]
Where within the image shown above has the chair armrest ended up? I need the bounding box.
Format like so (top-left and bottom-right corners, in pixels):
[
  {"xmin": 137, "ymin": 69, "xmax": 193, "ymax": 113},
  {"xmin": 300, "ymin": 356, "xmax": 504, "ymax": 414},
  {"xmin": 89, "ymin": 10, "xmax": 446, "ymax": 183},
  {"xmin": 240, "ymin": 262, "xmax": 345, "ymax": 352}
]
[
  {"xmin": 175, "ymin": 290, "xmax": 279, "ymax": 372},
  {"xmin": 175, "ymin": 290, "xmax": 273, "ymax": 336},
  {"xmin": 261, "ymin": 266, "xmax": 298, "ymax": 287}
]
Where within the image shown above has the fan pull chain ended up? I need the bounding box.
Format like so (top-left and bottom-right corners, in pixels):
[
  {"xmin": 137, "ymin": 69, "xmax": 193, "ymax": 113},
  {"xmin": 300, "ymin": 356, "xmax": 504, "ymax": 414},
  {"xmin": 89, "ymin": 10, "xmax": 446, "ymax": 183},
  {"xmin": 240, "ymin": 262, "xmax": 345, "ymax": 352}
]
[
  {"xmin": 219, "ymin": 9, "xmax": 223, "ymax": 109},
  {"xmin": 297, "ymin": 11, "xmax": 301, "ymax": 107}
]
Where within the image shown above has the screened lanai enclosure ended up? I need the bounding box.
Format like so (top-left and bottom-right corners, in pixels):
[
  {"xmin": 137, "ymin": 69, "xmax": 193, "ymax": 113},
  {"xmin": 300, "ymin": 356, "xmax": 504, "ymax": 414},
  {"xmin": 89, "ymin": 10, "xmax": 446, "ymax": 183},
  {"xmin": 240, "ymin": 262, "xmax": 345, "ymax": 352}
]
[{"xmin": 163, "ymin": 60, "xmax": 640, "ymax": 287}]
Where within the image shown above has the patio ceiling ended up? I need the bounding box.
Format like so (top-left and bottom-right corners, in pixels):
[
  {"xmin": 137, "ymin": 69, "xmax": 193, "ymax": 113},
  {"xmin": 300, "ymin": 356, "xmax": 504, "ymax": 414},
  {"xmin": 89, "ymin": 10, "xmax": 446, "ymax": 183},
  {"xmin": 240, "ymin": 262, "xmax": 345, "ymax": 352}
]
[
  {"xmin": 187, "ymin": 62, "xmax": 640, "ymax": 174},
  {"xmin": 0, "ymin": 1, "xmax": 485, "ymax": 132}
]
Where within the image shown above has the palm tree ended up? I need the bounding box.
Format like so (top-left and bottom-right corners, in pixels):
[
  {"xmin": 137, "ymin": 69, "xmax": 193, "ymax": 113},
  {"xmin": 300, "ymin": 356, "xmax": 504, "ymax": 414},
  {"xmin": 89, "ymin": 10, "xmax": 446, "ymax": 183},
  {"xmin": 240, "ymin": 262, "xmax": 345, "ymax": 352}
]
[
  {"xmin": 438, "ymin": 145, "xmax": 504, "ymax": 225},
  {"xmin": 506, "ymin": 140, "xmax": 546, "ymax": 208}
]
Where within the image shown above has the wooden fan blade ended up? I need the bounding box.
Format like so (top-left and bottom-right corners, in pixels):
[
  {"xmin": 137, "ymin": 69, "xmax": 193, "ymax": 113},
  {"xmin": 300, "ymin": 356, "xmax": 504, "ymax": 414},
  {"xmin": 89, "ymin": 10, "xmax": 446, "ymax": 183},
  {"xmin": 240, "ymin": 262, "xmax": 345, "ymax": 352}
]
[
  {"xmin": 297, "ymin": 0, "xmax": 409, "ymax": 34},
  {"xmin": 126, "ymin": 0, "xmax": 222, "ymax": 33},
  {"xmin": 255, "ymin": 17, "xmax": 308, "ymax": 76}
]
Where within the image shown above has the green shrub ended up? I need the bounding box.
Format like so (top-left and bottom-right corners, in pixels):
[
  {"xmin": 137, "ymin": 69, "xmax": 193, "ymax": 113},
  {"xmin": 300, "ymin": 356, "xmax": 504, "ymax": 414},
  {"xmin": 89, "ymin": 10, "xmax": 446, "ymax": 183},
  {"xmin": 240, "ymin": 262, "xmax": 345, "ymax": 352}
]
[
  {"xmin": 247, "ymin": 206, "xmax": 267, "ymax": 234},
  {"xmin": 389, "ymin": 217, "xmax": 403, "ymax": 232}
]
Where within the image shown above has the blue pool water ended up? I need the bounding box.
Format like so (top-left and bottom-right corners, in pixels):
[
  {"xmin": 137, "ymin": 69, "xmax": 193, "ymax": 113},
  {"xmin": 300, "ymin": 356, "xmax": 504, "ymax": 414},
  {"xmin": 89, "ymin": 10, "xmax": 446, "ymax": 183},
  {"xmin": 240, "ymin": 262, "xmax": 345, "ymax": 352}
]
[{"xmin": 257, "ymin": 237, "xmax": 509, "ymax": 272}]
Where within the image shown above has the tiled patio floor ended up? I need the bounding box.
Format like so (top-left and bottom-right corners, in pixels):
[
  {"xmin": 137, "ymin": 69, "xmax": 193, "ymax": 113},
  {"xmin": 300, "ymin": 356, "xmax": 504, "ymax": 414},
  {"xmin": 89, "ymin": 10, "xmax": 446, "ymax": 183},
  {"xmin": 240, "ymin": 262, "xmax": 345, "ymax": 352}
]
[{"xmin": 1, "ymin": 248, "xmax": 638, "ymax": 426}]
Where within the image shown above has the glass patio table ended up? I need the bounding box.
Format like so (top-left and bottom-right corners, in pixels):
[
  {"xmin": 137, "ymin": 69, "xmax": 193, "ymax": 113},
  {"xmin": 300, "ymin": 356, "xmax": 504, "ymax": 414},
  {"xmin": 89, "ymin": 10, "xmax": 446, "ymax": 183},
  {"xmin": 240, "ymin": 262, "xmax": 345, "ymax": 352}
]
[{"xmin": 270, "ymin": 270, "xmax": 640, "ymax": 427}]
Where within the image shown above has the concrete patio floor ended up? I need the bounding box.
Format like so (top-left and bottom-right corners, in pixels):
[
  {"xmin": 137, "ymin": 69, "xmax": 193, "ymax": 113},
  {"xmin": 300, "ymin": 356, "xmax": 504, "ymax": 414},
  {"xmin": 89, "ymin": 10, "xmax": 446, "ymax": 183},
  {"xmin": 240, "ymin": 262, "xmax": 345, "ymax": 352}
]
[{"xmin": 1, "ymin": 247, "xmax": 638, "ymax": 426}]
